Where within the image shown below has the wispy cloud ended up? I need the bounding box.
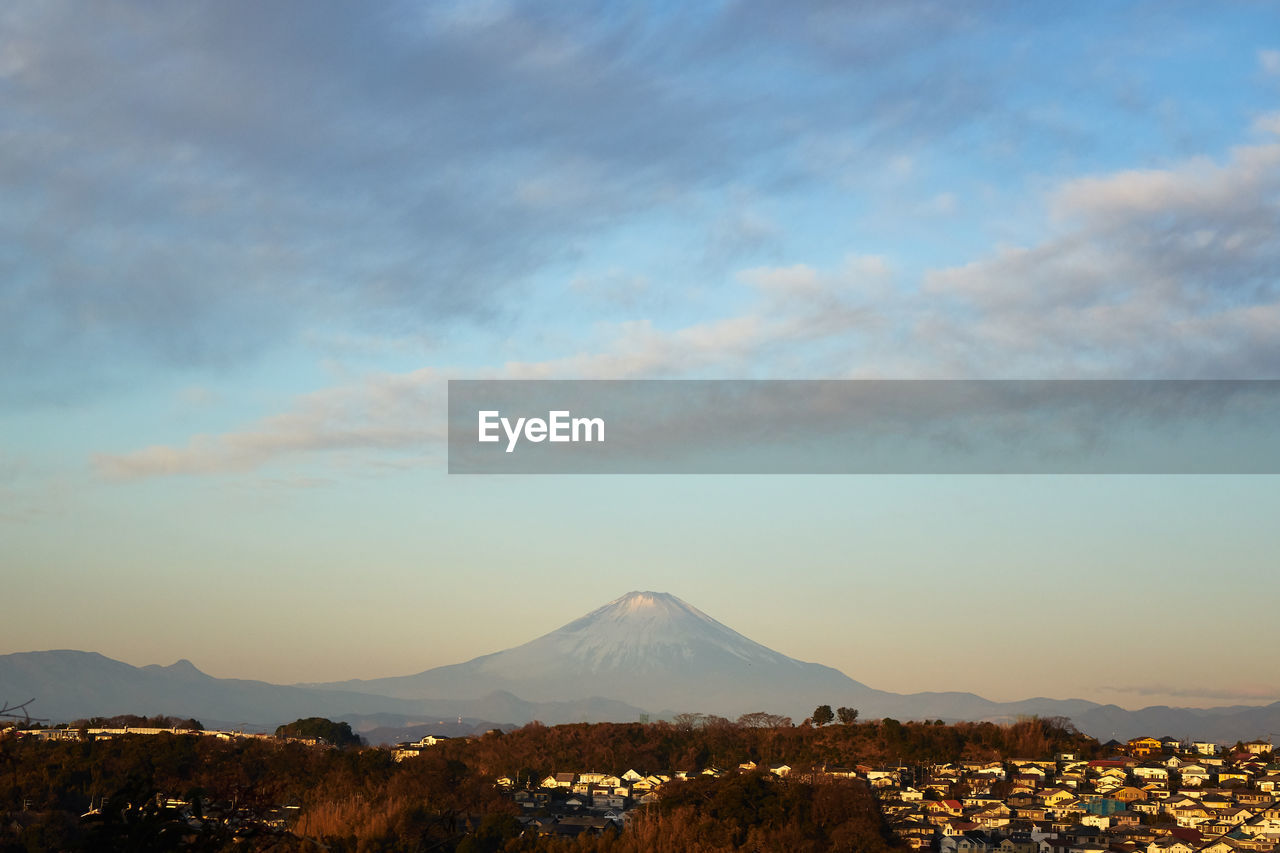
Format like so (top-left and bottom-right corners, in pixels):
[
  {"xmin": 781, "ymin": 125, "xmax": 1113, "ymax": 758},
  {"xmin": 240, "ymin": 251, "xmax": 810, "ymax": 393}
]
[
  {"xmin": 94, "ymin": 120, "xmax": 1280, "ymax": 477},
  {"xmin": 1261, "ymin": 48, "xmax": 1280, "ymax": 75},
  {"xmin": 921, "ymin": 139, "xmax": 1280, "ymax": 377},
  {"xmin": 2, "ymin": 0, "xmax": 1007, "ymax": 405},
  {"xmin": 1099, "ymin": 684, "xmax": 1279, "ymax": 703},
  {"xmin": 94, "ymin": 368, "xmax": 445, "ymax": 479}
]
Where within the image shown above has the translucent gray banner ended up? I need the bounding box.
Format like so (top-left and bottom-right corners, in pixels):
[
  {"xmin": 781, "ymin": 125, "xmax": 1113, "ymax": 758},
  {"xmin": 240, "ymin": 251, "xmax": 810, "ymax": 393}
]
[{"xmin": 447, "ymin": 380, "xmax": 1280, "ymax": 474}]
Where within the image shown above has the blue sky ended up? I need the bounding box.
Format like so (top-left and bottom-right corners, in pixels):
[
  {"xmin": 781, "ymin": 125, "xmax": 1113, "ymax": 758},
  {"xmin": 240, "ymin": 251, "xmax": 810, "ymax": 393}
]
[{"xmin": 3, "ymin": 1, "xmax": 1280, "ymax": 709}]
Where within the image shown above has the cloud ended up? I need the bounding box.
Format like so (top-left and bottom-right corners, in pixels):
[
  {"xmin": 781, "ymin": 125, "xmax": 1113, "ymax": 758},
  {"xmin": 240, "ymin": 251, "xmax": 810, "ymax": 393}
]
[
  {"xmin": 1255, "ymin": 112, "xmax": 1280, "ymax": 136},
  {"xmin": 922, "ymin": 140, "xmax": 1280, "ymax": 377},
  {"xmin": 2, "ymin": 0, "xmax": 1007, "ymax": 404},
  {"xmin": 94, "ymin": 368, "xmax": 445, "ymax": 479},
  {"xmin": 1099, "ymin": 684, "xmax": 1278, "ymax": 703},
  {"xmin": 1261, "ymin": 48, "xmax": 1280, "ymax": 75},
  {"xmin": 92, "ymin": 255, "xmax": 898, "ymax": 477},
  {"xmin": 95, "ymin": 119, "xmax": 1280, "ymax": 477}
]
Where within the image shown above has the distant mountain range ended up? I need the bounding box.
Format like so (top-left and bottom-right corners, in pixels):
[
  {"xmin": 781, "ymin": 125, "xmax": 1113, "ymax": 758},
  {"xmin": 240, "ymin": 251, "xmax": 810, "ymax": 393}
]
[{"xmin": 3, "ymin": 592, "xmax": 1278, "ymax": 743}]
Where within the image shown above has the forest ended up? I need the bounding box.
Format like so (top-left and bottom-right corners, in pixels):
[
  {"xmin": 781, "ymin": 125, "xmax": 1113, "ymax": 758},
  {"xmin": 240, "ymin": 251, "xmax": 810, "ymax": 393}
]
[{"xmin": 0, "ymin": 714, "xmax": 1096, "ymax": 851}]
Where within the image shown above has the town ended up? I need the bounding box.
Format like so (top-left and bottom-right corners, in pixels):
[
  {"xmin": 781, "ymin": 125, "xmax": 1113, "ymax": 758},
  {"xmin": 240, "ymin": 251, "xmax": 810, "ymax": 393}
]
[
  {"xmin": 416, "ymin": 730, "xmax": 1280, "ymax": 850},
  {"xmin": 4, "ymin": 715, "xmax": 1278, "ymax": 851}
]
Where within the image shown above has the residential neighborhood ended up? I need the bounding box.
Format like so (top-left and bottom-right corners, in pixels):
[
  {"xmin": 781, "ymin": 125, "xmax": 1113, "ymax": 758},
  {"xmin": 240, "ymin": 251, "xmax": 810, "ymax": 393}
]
[
  {"xmin": 7, "ymin": 718, "xmax": 1279, "ymax": 848},
  {"xmin": 857, "ymin": 737, "xmax": 1279, "ymax": 853},
  {"xmin": 473, "ymin": 734, "xmax": 1280, "ymax": 847}
]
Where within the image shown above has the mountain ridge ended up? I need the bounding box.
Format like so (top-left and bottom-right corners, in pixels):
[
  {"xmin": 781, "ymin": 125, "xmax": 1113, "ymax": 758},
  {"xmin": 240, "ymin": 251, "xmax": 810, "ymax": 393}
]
[
  {"xmin": 306, "ymin": 591, "xmax": 883, "ymax": 716},
  {"xmin": 4, "ymin": 593, "xmax": 1279, "ymax": 741}
]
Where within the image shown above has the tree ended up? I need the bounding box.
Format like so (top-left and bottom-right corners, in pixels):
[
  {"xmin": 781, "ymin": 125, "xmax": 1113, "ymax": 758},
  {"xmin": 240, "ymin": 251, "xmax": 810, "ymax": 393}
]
[
  {"xmin": 274, "ymin": 717, "xmax": 363, "ymax": 748},
  {"xmin": 0, "ymin": 698, "xmax": 39, "ymax": 725},
  {"xmin": 737, "ymin": 712, "xmax": 793, "ymax": 729},
  {"xmin": 812, "ymin": 704, "xmax": 835, "ymax": 726},
  {"xmin": 837, "ymin": 706, "xmax": 859, "ymax": 725}
]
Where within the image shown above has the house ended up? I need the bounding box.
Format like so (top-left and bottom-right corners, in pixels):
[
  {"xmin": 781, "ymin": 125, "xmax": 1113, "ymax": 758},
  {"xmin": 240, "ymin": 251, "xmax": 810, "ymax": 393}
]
[
  {"xmin": 1216, "ymin": 807, "xmax": 1255, "ymax": 825},
  {"xmin": 1042, "ymin": 789, "xmax": 1078, "ymax": 807},
  {"xmin": 1198, "ymin": 841, "xmax": 1243, "ymax": 853},
  {"xmin": 972, "ymin": 803, "xmax": 1012, "ymax": 829},
  {"xmin": 1180, "ymin": 764, "xmax": 1211, "ymax": 786},
  {"xmin": 896, "ymin": 819, "xmax": 938, "ymax": 850},
  {"xmin": 1018, "ymin": 805, "xmax": 1050, "ymax": 822},
  {"xmin": 1146, "ymin": 840, "xmax": 1195, "ymax": 853},
  {"xmin": 1129, "ymin": 737, "xmax": 1164, "ymax": 758},
  {"xmin": 1233, "ymin": 790, "xmax": 1269, "ymax": 807},
  {"xmin": 631, "ymin": 775, "xmax": 665, "ymax": 792},
  {"xmin": 965, "ymin": 793, "xmax": 1003, "ymax": 809},
  {"xmin": 769, "ymin": 764, "xmax": 792, "ymax": 777},
  {"xmin": 1014, "ymin": 773, "xmax": 1046, "ymax": 791},
  {"xmin": 1059, "ymin": 772, "xmax": 1087, "ymax": 789},
  {"xmin": 592, "ymin": 793, "xmax": 627, "ymax": 809},
  {"xmin": 998, "ymin": 835, "xmax": 1039, "ymax": 853},
  {"xmin": 1060, "ymin": 825, "xmax": 1104, "ymax": 846},
  {"xmin": 1171, "ymin": 803, "xmax": 1211, "ymax": 827},
  {"xmin": 540, "ymin": 772, "xmax": 575, "ymax": 789},
  {"xmin": 867, "ymin": 769, "xmax": 901, "ymax": 786},
  {"xmin": 940, "ymin": 830, "xmax": 993, "ymax": 853},
  {"xmin": 1095, "ymin": 766, "xmax": 1130, "ymax": 782}
]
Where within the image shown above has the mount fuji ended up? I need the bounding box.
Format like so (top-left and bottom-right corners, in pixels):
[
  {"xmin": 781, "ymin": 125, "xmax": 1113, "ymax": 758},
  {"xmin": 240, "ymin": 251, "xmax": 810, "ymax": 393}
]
[
  {"xmin": 312, "ymin": 591, "xmax": 879, "ymax": 718},
  {"xmin": 310, "ymin": 592, "xmax": 1280, "ymax": 740},
  {"xmin": 7, "ymin": 592, "xmax": 1280, "ymax": 739}
]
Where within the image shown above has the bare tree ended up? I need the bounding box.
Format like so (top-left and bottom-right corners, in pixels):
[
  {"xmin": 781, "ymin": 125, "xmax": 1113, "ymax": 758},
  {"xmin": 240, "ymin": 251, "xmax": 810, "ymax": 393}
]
[
  {"xmin": 0, "ymin": 698, "xmax": 43, "ymax": 726},
  {"xmin": 736, "ymin": 712, "xmax": 793, "ymax": 728}
]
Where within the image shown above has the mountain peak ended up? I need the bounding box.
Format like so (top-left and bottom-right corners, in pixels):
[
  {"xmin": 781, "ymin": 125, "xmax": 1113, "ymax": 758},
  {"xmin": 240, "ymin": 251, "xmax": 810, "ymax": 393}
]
[
  {"xmin": 353, "ymin": 591, "xmax": 864, "ymax": 717},
  {"xmin": 165, "ymin": 659, "xmax": 204, "ymax": 675},
  {"xmin": 614, "ymin": 590, "xmax": 673, "ymax": 609},
  {"xmin": 599, "ymin": 591, "xmax": 702, "ymax": 621},
  {"xmin": 138, "ymin": 658, "xmax": 208, "ymax": 681}
]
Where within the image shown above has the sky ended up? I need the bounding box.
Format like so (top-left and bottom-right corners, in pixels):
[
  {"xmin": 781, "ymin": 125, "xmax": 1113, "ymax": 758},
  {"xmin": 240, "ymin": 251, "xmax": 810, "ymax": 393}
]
[{"xmin": 3, "ymin": 1, "xmax": 1280, "ymax": 711}]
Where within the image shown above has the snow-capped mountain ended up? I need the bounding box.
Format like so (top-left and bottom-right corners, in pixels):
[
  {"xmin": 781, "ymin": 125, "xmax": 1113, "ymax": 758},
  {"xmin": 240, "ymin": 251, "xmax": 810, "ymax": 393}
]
[
  {"xmin": 10, "ymin": 593, "xmax": 1280, "ymax": 738},
  {"xmin": 318, "ymin": 591, "xmax": 877, "ymax": 718}
]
